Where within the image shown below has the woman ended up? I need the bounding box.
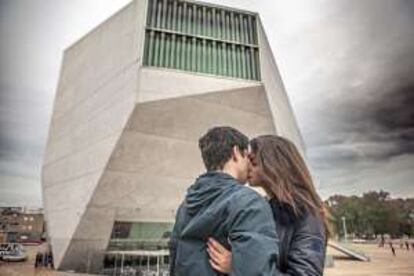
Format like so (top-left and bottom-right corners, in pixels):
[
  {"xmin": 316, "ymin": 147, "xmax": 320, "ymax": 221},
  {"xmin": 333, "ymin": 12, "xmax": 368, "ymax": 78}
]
[{"xmin": 207, "ymin": 135, "xmax": 330, "ymax": 276}]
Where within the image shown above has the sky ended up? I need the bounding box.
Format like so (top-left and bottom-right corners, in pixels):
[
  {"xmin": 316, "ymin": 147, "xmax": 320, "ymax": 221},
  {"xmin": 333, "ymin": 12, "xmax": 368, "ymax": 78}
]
[{"xmin": 0, "ymin": 0, "xmax": 413, "ymax": 207}]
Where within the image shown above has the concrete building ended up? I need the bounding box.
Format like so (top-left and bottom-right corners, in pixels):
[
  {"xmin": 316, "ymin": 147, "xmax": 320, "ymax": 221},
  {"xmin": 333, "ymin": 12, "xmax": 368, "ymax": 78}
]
[{"xmin": 42, "ymin": 0, "xmax": 304, "ymax": 272}]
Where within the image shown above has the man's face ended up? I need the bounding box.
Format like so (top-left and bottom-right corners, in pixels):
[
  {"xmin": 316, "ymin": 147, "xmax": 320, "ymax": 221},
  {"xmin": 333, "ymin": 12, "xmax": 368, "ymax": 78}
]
[{"xmin": 233, "ymin": 146, "xmax": 249, "ymax": 183}]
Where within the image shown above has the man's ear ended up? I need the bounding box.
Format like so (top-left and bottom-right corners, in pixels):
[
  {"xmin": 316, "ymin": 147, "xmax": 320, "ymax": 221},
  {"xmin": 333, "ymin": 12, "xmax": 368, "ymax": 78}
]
[{"xmin": 232, "ymin": 145, "xmax": 240, "ymax": 161}]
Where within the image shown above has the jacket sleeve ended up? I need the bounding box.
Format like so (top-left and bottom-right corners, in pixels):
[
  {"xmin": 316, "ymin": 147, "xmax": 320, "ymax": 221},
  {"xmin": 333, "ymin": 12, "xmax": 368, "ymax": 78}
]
[
  {"xmin": 169, "ymin": 204, "xmax": 184, "ymax": 276},
  {"xmin": 228, "ymin": 192, "xmax": 280, "ymax": 276},
  {"xmin": 283, "ymin": 213, "xmax": 326, "ymax": 276}
]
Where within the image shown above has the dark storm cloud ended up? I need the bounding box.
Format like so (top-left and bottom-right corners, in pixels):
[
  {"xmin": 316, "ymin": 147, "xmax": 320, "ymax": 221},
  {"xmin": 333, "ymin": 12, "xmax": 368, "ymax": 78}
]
[
  {"xmin": 321, "ymin": 3, "xmax": 412, "ymax": 149},
  {"xmin": 325, "ymin": 81, "xmax": 414, "ymax": 164},
  {"xmin": 371, "ymin": 84, "xmax": 414, "ymax": 145},
  {"xmin": 327, "ymin": 70, "xmax": 414, "ymax": 163},
  {"xmin": 279, "ymin": 0, "xmax": 414, "ymax": 197}
]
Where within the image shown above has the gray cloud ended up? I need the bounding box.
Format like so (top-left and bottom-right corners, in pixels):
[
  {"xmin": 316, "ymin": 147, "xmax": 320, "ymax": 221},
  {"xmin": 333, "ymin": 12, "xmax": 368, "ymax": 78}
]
[{"xmin": 0, "ymin": 0, "xmax": 131, "ymax": 206}]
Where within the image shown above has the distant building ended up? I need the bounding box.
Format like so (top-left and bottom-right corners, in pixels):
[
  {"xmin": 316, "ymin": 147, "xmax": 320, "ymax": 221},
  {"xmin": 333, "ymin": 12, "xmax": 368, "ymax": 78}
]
[
  {"xmin": 0, "ymin": 231, "xmax": 6, "ymax": 243},
  {"xmin": 0, "ymin": 207, "xmax": 44, "ymax": 244},
  {"xmin": 42, "ymin": 0, "xmax": 304, "ymax": 273}
]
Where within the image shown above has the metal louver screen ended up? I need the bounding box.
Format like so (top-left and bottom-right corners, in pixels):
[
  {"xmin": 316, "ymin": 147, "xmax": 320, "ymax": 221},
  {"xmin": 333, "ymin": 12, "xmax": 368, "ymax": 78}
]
[{"xmin": 143, "ymin": 0, "xmax": 261, "ymax": 80}]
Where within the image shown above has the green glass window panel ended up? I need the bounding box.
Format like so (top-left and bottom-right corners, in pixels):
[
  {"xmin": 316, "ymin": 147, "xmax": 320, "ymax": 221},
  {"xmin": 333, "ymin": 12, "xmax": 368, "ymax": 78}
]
[
  {"xmin": 165, "ymin": 33, "xmax": 171, "ymax": 68},
  {"xmin": 143, "ymin": 0, "xmax": 260, "ymax": 80},
  {"xmin": 197, "ymin": 7, "xmax": 202, "ymax": 35},
  {"xmin": 226, "ymin": 43, "xmax": 232, "ymax": 77},
  {"xmin": 153, "ymin": 32, "xmax": 160, "ymax": 66},
  {"xmin": 177, "ymin": 4, "xmax": 182, "ymax": 32},
  {"xmin": 239, "ymin": 14, "xmax": 244, "ymax": 44},
  {"xmin": 166, "ymin": 1, "xmax": 172, "ymax": 29},
  {"xmin": 183, "ymin": 3, "xmax": 187, "ymax": 33},
  {"xmin": 109, "ymin": 221, "xmax": 173, "ymax": 251},
  {"xmin": 212, "ymin": 41, "xmax": 216, "ymax": 74},
  {"xmin": 110, "ymin": 221, "xmax": 173, "ymax": 240},
  {"xmin": 130, "ymin": 222, "xmax": 172, "ymax": 240},
  {"xmin": 254, "ymin": 48, "xmax": 261, "ymax": 80},
  {"xmin": 143, "ymin": 31, "xmax": 150, "ymax": 65},
  {"xmin": 246, "ymin": 47, "xmax": 251, "ymax": 79},
  {"xmin": 191, "ymin": 37, "xmax": 197, "ymax": 71},
  {"xmin": 186, "ymin": 36, "xmax": 192, "ymax": 71},
  {"xmin": 247, "ymin": 16, "xmax": 253, "ymax": 44},
  {"xmin": 172, "ymin": 1, "xmax": 177, "ymax": 30},
  {"xmin": 181, "ymin": 36, "xmax": 186, "ymax": 70},
  {"xmin": 169, "ymin": 34, "xmax": 174, "ymax": 68},
  {"xmin": 156, "ymin": 0, "xmax": 162, "ymax": 28},
  {"xmin": 241, "ymin": 46, "xmax": 247, "ymax": 79},
  {"xmin": 222, "ymin": 43, "xmax": 227, "ymax": 75},
  {"xmin": 230, "ymin": 12, "xmax": 235, "ymax": 42},
  {"xmin": 159, "ymin": 32, "xmax": 165, "ymax": 67},
  {"xmin": 250, "ymin": 47, "xmax": 257, "ymax": 80}
]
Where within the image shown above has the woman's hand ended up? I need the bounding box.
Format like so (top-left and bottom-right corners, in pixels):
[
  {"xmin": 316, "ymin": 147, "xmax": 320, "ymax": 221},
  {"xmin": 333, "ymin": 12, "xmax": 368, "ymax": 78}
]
[{"xmin": 207, "ymin": 237, "xmax": 232, "ymax": 273}]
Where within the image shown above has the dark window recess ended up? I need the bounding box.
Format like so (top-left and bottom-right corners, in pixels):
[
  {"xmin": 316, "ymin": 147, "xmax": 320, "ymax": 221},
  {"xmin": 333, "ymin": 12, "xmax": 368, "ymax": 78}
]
[{"xmin": 110, "ymin": 222, "xmax": 132, "ymax": 239}]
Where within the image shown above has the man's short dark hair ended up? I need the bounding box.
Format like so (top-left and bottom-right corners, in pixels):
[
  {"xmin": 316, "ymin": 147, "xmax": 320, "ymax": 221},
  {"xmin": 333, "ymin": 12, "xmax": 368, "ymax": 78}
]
[{"xmin": 198, "ymin": 126, "xmax": 249, "ymax": 171}]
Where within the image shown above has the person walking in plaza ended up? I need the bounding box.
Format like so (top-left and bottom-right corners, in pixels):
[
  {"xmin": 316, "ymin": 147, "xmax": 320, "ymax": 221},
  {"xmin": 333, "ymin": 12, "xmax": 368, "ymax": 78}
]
[{"xmin": 389, "ymin": 242, "xmax": 396, "ymax": 256}]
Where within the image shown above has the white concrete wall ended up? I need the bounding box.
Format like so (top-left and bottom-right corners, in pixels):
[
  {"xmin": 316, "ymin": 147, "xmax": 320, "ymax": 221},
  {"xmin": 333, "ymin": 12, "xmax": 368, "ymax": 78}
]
[
  {"xmin": 55, "ymin": 83, "xmax": 276, "ymax": 272},
  {"xmin": 91, "ymin": 85, "xmax": 276, "ymax": 225},
  {"xmin": 42, "ymin": 0, "xmax": 147, "ymax": 269},
  {"xmin": 256, "ymin": 18, "xmax": 306, "ymax": 154},
  {"xmin": 137, "ymin": 67, "xmax": 261, "ymax": 103}
]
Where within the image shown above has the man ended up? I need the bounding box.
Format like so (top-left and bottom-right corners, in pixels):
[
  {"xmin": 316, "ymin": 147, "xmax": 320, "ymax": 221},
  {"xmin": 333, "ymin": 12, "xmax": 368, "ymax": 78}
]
[{"xmin": 169, "ymin": 126, "xmax": 279, "ymax": 275}]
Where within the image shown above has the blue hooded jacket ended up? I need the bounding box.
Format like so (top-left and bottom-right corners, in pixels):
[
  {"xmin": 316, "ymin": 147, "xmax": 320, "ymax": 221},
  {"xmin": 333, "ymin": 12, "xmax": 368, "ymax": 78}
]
[{"xmin": 169, "ymin": 171, "xmax": 279, "ymax": 276}]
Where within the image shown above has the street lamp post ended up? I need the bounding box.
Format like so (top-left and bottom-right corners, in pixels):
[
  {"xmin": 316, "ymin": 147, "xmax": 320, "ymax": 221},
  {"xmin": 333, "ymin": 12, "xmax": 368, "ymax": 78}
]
[{"xmin": 341, "ymin": 216, "xmax": 348, "ymax": 242}]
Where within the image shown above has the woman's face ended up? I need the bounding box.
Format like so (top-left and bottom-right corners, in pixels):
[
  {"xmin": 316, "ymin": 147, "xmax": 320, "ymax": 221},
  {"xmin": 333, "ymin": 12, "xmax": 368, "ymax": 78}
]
[{"xmin": 247, "ymin": 148, "xmax": 263, "ymax": 187}]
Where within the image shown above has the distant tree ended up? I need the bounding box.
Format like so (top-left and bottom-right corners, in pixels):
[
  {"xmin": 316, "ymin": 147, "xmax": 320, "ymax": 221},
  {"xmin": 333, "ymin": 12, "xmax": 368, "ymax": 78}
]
[{"xmin": 326, "ymin": 191, "xmax": 414, "ymax": 239}]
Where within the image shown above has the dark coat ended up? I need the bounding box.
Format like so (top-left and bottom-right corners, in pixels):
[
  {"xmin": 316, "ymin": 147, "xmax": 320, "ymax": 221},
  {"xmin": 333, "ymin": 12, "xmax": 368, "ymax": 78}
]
[
  {"xmin": 169, "ymin": 171, "xmax": 279, "ymax": 276},
  {"xmin": 269, "ymin": 199, "xmax": 326, "ymax": 276}
]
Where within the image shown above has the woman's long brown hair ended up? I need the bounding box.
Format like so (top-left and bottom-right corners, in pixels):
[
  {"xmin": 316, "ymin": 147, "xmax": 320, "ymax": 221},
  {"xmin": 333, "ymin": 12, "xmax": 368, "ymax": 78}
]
[{"xmin": 250, "ymin": 135, "xmax": 331, "ymax": 237}]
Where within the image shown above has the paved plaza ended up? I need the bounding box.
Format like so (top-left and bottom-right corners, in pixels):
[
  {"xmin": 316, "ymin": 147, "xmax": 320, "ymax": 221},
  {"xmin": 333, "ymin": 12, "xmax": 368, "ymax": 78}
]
[{"xmin": 1, "ymin": 243, "xmax": 414, "ymax": 276}]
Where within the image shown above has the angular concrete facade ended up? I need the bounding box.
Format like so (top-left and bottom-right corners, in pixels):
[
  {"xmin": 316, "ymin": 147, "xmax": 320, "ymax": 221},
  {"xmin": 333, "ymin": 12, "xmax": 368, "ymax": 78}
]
[{"xmin": 42, "ymin": 0, "xmax": 304, "ymax": 272}]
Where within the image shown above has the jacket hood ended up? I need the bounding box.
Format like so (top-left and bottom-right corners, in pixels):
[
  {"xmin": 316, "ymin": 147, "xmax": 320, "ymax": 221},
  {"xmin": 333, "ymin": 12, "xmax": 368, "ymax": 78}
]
[{"xmin": 185, "ymin": 171, "xmax": 237, "ymax": 216}]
